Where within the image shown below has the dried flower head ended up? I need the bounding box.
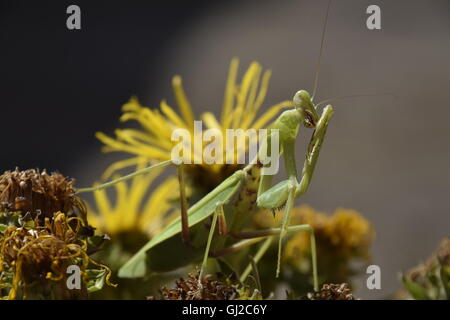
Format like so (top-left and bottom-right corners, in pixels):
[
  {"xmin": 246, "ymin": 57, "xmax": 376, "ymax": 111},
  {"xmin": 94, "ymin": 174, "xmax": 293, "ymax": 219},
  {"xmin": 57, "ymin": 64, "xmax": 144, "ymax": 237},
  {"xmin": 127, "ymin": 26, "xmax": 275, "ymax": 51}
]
[
  {"xmin": 147, "ymin": 272, "xmax": 238, "ymax": 300},
  {"xmin": 301, "ymin": 283, "xmax": 357, "ymax": 300},
  {"xmin": 436, "ymin": 238, "xmax": 450, "ymax": 267},
  {"xmin": 0, "ymin": 169, "xmax": 86, "ymax": 224},
  {"xmin": 402, "ymin": 237, "xmax": 450, "ymax": 300},
  {"xmin": 0, "ymin": 212, "xmax": 114, "ymax": 299},
  {"xmin": 0, "ymin": 169, "xmax": 115, "ymax": 299}
]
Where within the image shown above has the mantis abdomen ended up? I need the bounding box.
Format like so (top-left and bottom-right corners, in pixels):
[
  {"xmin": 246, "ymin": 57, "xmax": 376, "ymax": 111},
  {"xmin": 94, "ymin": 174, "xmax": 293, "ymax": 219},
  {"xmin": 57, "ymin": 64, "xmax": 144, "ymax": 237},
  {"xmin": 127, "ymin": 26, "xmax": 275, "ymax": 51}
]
[{"xmin": 228, "ymin": 161, "xmax": 263, "ymax": 233}]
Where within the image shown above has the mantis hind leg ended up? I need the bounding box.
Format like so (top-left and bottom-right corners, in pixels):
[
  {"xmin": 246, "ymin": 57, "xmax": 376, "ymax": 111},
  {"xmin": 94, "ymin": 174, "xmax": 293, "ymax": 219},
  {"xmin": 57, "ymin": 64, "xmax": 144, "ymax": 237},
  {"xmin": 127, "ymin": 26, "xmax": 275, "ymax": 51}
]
[
  {"xmin": 198, "ymin": 202, "xmax": 225, "ymax": 282},
  {"xmin": 177, "ymin": 163, "xmax": 191, "ymax": 245}
]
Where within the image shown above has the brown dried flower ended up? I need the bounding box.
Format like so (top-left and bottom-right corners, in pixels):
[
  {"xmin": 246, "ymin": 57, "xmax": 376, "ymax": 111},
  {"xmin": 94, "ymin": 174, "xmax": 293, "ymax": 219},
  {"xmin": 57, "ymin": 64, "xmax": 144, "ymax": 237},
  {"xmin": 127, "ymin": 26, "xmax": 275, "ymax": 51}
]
[
  {"xmin": 0, "ymin": 169, "xmax": 86, "ymax": 224},
  {"xmin": 301, "ymin": 283, "xmax": 357, "ymax": 300},
  {"xmin": 0, "ymin": 212, "xmax": 114, "ymax": 299},
  {"xmin": 402, "ymin": 237, "xmax": 450, "ymax": 300},
  {"xmin": 147, "ymin": 272, "xmax": 238, "ymax": 300},
  {"xmin": 0, "ymin": 169, "xmax": 115, "ymax": 299}
]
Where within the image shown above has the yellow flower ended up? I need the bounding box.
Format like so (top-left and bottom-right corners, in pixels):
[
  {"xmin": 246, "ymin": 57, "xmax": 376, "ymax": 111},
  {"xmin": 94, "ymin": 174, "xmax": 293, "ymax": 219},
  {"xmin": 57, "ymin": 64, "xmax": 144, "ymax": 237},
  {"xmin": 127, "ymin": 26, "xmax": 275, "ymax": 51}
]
[
  {"xmin": 96, "ymin": 58, "xmax": 294, "ymax": 188},
  {"xmin": 88, "ymin": 160, "xmax": 180, "ymax": 237},
  {"xmin": 322, "ymin": 208, "xmax": 374, "ymax": 257},
  {"xmin": 284, "ymin": 206, "xmax": 374, "ymax": 262},
  {"xmin": 254, "ymin": 205, "xmax": 374, "ymax": 262}
]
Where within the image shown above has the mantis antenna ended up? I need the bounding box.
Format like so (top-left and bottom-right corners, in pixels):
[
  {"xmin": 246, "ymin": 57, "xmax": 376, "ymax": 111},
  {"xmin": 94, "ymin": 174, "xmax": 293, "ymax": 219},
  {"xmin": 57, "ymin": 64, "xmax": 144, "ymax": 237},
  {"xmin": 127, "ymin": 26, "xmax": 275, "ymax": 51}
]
[
  {"xmin": 312, "ymin": 0, "xmax": 332, "ymax": 100},
  {"xmin": 316, "ymin": 92, "xmax": 396, "ymax": 107},
  {"xmin": 75, "ymin": 160, "xmax": 174, "ymax": 193}
]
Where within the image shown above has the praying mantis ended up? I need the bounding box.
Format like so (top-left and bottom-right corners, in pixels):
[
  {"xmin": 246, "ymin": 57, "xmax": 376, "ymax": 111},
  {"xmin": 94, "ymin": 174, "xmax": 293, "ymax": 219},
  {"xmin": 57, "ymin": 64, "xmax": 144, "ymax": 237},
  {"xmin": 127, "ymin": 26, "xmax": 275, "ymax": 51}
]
[
  {"xmin": 77, "ymin": 1, "xmax": 338, "ymax": 293},
  {"xmin": 78, "ymin": 90, "xmax": 333, "ymax": 292}
]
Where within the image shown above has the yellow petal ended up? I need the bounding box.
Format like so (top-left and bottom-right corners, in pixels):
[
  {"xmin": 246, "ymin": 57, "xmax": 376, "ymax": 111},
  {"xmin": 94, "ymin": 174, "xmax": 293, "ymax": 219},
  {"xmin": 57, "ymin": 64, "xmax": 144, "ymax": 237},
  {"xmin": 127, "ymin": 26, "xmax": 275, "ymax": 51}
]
[
  {"xmin": 121, "ymin": 96, "xmax": 144, "ymax": 112},
  {"xmin": 127, "ymin": 163, "xmax": 163, "ymax": 217},
  {"xmin": 160, "ymin": 100, "xmax": 189, "ymax": 130},
  {"xmin": 139, "ymin": 176, "xmax": 178, "ymax": 233},
  {"xmin": 110, "ymin": 179, "xmax": 130, "ymax": 231},
  {"xmin": 201, "ymin": 112, "xmax": 222, "ymax": 130},
  {"xmin": 92, "ymin": 188, "xmax": 112, "ymax": 227},
  {"xmin": 87, "ymin": 212, "xmax": 102, "ymax": 231},
  {"xmin": 221, "ymin": 58, "xmax": 239, "ymax": 126},
  {"xmin": 114, "ymin": 129, "xmax": 169, "ymax": 154},
  {"xmin": 117, "ymin": 129, "xmax": 173, "ymax": 151},
  {"xmin": 252, "ymin": 101, "xmax": 295, "ymax": 129},
  {"xmin": 172, "ymin": 75, "xmax": 195, "ymax": 129},
  {"xmin": 96, "ymin": 131, "xmax": 170, "ymax": 160},
  {"xmin": 232, "ymin": 62, "xmax": 261, "ymax": 128},
  {"xmin": 241, "ymin": 70, "xmax": 272, "ymax": 129},
  {"xmin": 120, "ymin": 108, "xmax": 172, "ymax": 140}
]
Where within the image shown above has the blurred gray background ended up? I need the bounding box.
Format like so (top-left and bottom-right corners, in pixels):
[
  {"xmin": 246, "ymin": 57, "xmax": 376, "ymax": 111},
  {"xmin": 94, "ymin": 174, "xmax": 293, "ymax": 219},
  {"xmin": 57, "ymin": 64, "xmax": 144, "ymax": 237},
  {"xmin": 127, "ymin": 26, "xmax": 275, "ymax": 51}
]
[{"xmin": 2, "ymin": 0, "xmax": 450, "ymax": 298}]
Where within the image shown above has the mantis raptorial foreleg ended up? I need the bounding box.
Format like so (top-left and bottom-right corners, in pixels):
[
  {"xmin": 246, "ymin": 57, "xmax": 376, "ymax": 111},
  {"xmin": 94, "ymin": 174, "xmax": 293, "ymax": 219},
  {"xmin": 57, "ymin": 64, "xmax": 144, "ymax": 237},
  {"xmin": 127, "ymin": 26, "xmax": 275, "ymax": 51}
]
[
  {"xmin": 268, "ymin": 104, "xmax": 332, "ymax": 280},
  {"xmin": 295, "ymin": 105, "xmax": 334, "ymax": 198},
  {"xmin": 257, "ymin": 97, "xmax": 334, "ymax": 281}
]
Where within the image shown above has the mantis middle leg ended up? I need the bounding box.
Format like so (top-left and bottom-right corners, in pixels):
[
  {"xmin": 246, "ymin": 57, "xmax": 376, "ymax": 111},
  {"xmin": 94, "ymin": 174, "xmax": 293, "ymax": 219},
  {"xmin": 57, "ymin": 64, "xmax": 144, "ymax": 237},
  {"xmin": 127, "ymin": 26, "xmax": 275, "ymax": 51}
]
[{"xmin": 210, "ymin": 222, "xmax": 318, "ymax": 291}]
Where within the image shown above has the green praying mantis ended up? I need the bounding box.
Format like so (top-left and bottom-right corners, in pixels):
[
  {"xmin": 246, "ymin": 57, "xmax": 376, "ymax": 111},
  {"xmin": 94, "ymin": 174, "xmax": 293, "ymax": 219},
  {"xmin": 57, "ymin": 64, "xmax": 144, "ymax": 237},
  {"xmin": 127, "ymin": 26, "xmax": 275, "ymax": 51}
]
[
  {"xmin": 78, "ymin": 91, "xmax": 333, "ymax": 292},
  {"xmin": 77, "ymin": 1, "xmax": 338, "ymax": 293}
]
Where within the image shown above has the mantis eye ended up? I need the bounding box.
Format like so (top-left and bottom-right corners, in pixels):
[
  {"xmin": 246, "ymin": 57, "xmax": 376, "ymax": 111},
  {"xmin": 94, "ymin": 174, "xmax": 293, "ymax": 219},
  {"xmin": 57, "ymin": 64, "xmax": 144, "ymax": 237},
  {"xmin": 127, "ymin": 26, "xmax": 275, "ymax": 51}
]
[
  {"xmin": 304, "ymin": 110, "xmax": 316, "ymax": 128},
  {"xmin": 293, "ymin": 90, "xmax": 318, "ymax": 128}
]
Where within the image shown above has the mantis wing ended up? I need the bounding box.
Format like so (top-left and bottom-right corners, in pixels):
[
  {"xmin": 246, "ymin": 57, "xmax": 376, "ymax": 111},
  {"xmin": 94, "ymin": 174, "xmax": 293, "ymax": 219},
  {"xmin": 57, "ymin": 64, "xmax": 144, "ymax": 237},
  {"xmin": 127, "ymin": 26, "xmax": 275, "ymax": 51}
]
[{"xmin": 118, "ymin": 171, "xmax": 244, "ymax": 278}]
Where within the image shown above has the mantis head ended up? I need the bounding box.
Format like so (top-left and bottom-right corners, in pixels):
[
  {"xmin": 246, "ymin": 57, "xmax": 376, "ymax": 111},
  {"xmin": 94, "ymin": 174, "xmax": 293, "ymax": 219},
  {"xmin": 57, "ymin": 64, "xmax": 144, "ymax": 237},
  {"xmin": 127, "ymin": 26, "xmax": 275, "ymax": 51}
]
[{"xmin": 293, "ymin": 90, "xmax": 319, "ymax": 128}]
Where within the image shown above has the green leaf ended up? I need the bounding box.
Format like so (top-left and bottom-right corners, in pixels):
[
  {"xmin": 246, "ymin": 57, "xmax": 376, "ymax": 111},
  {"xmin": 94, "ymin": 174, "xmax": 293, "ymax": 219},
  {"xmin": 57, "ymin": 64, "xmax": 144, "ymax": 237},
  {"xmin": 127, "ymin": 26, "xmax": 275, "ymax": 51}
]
[
  {"xmin": 86, "ymin": 269, "xmax": 107, "ymax": 293},
  {"xmin": 118, "ymin": 171, "xmax": 243, "ymax": 278},
  {"xmin": 0, "ymin": 224, "xmax": 8, "ymax": 233}
]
